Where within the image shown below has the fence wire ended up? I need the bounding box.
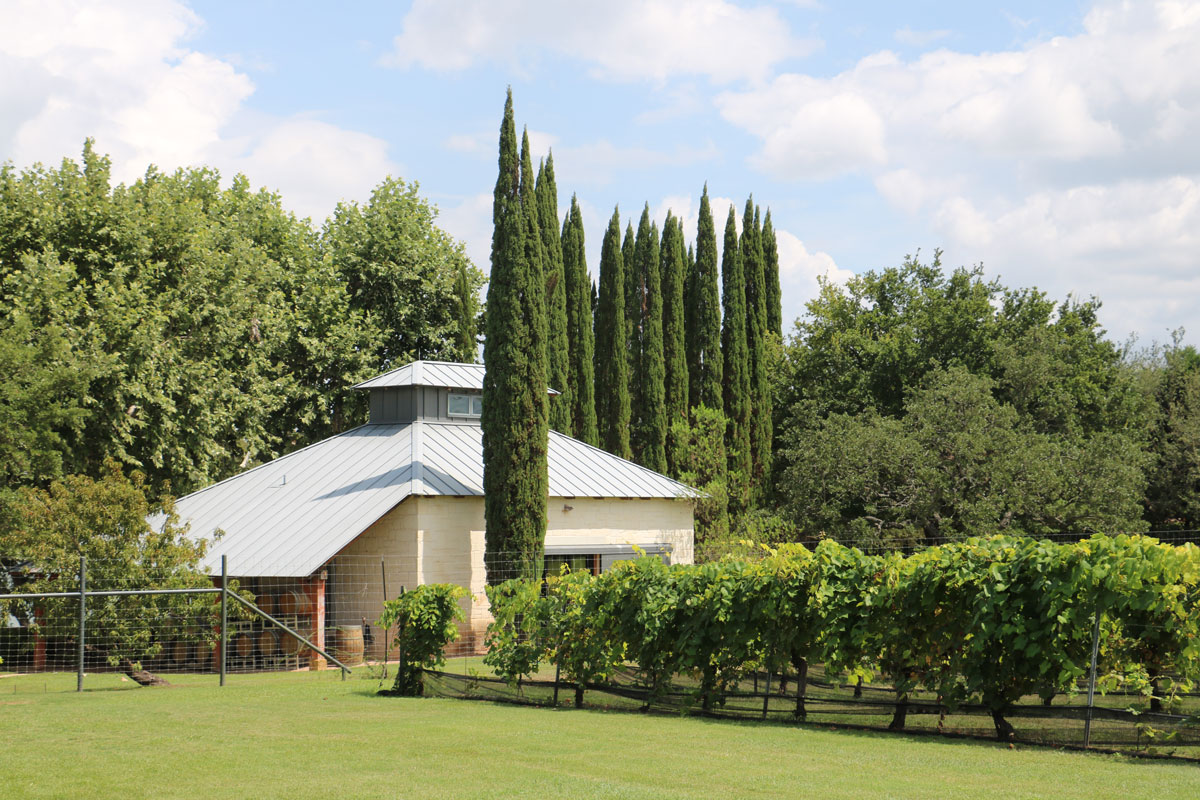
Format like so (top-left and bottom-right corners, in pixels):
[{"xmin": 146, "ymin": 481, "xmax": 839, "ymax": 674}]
[{"xmin": 5, "ymin": 547, "xmax": 1199, "ymax": 760}]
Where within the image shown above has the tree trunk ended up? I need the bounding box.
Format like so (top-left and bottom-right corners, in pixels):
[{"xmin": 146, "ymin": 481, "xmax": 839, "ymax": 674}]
[
  {"xmin": 991, "ymin": 708, "xmax": 1015, "ymax": 741},
  {"xmin": 701, "ymin": 665, "xmax": 717, "ymax": 711},
  {"xmin": 854, "ymin": 675, "xmax": 863, "ymax": 698},
  {"xmin": 889, "ymin": 692, "xmax": 909, "ymax": 731},
  {"xmin": 1149, "ymin": 669, "xmax": 1163, "ymax": 713},
  {"xmin": 574, "ymin": 683, "xmax": 584, "ymax": 709},
  {"xmin": 793, "ymin": 656, "xmax": 808, "ymax": 720},
  {"xmin": 120, "ymin": 658, "xmax": 170, "ymax": 687}
]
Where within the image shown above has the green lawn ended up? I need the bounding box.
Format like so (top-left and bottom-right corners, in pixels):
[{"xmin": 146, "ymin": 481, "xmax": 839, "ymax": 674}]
[{"xmin": 1, "ymin": 670, "xmax": 1197, "ymax": 800}]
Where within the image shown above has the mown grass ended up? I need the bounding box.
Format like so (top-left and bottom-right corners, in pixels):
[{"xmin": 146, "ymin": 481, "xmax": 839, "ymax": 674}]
[{"xmin": 2, "ymin": 669, "xmax": 1198, "ymax": 799}]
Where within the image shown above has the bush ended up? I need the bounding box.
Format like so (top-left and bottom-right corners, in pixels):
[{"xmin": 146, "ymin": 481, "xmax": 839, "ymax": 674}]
[{"xmin": 378, "ymin": 583, "xmax": 467, "ymax": 696}]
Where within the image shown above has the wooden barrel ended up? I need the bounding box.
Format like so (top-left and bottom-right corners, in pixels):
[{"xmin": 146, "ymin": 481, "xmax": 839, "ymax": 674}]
[
  {"xmin": 256, "ymin": 629, "xmax": 279, "ymax": 656},
  {"xmin": 331, "ymin": 625, "xmax": 364, "ymax": 666},
  {"xmin": 279, "ymin": 630, "xmax": 302, "ymax": 656},
  {"xmin": 233, "ymin": 631, "xmax": 255, "ymax": 658},
  {"xmin": 256, "ymin": 592, "xmax": 275, "ymax": 616},
  {"xmin": 277, "ymin": 590, "xmax": 314, "ymax": 618},
  {"xmin": 195, "ymin": 639, "xmax": 213, "ymax": 663},
  {"xmin": 171, "ymin": 640, "xmax": 191, "ymax": 663}
]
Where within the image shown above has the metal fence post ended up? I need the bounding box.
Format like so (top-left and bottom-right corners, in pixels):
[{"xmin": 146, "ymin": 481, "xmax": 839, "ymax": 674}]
[
  {"xmin": 1083, "ymin": 607, "xmax": 1101, "ymax": 748},
  {"xmin": 77, "ymin": 555, "xmax": 86, "ymax": 692},
  {"xmin": 220, "ymin": 555, "xmax": 228, "ymax": 687}
]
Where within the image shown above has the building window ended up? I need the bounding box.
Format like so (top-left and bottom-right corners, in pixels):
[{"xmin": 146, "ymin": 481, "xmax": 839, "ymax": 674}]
[
  {"xmin": 448, "ymin": 393, "xmax": 482, "ymax": 417},
  {"xmin": 544, "ymin": 554, "xmax": 599, "ymax": 576}
]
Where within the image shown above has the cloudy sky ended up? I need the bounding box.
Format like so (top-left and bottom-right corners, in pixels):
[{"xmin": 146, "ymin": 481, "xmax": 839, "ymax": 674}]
[{"xmin": 3, "ymin": 0, "xmax": 1198, "ymax": 346}]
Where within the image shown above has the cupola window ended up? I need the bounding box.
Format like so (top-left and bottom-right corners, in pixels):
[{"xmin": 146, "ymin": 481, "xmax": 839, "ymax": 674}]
[{"xmin": 448, "ymin": 393, "xmax": 483, "ymax": 417}]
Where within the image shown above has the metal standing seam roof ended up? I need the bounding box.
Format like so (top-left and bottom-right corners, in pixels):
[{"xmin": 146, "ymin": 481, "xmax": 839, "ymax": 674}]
[
  {"xmin": 353, "ymin": 361, "xmax": 486, "ymax": 390},
  {"xmin": 352, "ymin": 360, "xmax": 561, "ymax": 394},
  {"xmin": 169, "ymin": 420, "xmax": 696, "ymax": 578}
]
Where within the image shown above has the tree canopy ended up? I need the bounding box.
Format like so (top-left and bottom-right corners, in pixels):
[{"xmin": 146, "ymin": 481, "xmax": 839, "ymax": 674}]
[
  {"xmin": 775, "ymin": 254, "xmax": 1152, "ymax": 545},
  {"xmin": 0, "ymin": 142, "xmax": 484, "ymax": 505}
]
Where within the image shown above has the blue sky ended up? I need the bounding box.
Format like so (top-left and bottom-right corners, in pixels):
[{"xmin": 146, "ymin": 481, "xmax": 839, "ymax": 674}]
[{"xmin": 3, "ymin": 1, "xmax": 1197, "ymax": 346}]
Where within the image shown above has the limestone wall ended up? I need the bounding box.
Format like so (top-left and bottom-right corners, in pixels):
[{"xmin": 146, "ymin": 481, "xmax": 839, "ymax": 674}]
[{"xmin": 329, "ymin": 494, "xmax": 696, "ymax": 657}]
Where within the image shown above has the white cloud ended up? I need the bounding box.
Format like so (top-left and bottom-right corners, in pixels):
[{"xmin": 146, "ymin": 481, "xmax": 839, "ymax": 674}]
[
  {"xmin": 716, "ymin": 0, "xmax": 1200, "ymax": 341},
  {"xmin": 437, "ymin": 191, "xmax": 494, "ymax": 273},
  {"xmin": 553, "ymin": 139, "xmax": 721, "ymax": 188},
  {"xmin": 386, "ymin": 0, "xmax": 819, "ymax": 84},
  {"xmin": 775, "ymin": 229, "xmax": 852, "ymax": 331},
  {"xmin": 894, "ymin": 27, "xmax": 951, "ymax": 48},
  {"xmin": 0, "ymin": 0, "xmax": 395, "ymax": 222}
]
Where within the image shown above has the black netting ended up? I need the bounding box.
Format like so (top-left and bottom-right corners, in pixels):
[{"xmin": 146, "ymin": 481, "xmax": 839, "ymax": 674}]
[{"xmin": 421, "ymin": 663, "xmax": 1200, "ymax": 759}]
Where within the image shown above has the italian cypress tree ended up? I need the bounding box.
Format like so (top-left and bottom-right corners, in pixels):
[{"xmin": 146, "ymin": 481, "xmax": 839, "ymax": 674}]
[
  {"xmin": 720, "ymin": 205, "xmax": 751, "ymax": 516},
  {"xmin": 452, "ymin": 260, "xmax": 478, "ymax": 362},
  {"xmin": 660, "ymin": 212, "xmax": 689, "ymax": 476},
  {"xmin": 535, "ymin": 153, "xmax": 570, "ymax": 435},
  {"xmin": 742, "ymin": 200, "xmax": 771, "ymax": 505},
  {"xmin": 687, "ymin": 186, "xmax": 723, "ymax": 411},
  {"xmin": 622, "ymin": 220, "xmax": 640, "ymax": 438},
  {"xmin": 562, "ymin": 195, "xmax": 597, "ymax": 446},
  {"xmin": 483, "ymin": 90, "xmax": 548, "ymax": 583},
  {"xmin": 633, "ymin": 205, "xmax": 666, "ymax": 473},
  {"xmin": 594, "ymin": 207, "xmax": 631, "ymax": 459},
  {"xmin": 763, "ymin": 209, "xmax": 782, "ymax": 338}
]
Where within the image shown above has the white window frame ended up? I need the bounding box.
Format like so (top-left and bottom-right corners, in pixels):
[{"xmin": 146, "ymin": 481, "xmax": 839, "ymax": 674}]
[{"xmin": 448, "ymin": 392, "xmax": 482, "ymax": 418}]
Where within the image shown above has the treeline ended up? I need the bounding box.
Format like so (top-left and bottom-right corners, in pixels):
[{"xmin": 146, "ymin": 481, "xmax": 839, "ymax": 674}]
[
  {"xmin": 771, "ymin": 254, "xmax": 1200, "ymax": 548},
  {"xmin": 0, "ymin": 141, "xmax": 482, "ymax": 504},
  {"xmin": 472, "ymin": 534, "xmax": 1200, "ymax": 739},
  {"xmin": 483, "ymin": 94, "xmax": 784, "ymax": 569}
]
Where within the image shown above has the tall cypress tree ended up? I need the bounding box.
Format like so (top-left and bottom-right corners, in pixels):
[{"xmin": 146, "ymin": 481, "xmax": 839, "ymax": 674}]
[
  {"xmin": 633, "ymin": 205, "xmax": 666, "ymax": 473},
  {"xmin": 452, "ymin": 260, "xmax": 478, "ymax": 362},
  {"xmin": 562, "ymin": 195, "xmax": 597, "ymax": 446},
  {"xmin": 483, "ymin": 91, "xmax": 548, "ymax": 583},
  {"xmin": 622, "ymin": 220, "xmax": 639, "ymax": 438},
  {"xmin": 594, "ymin": 207, "xmax": 631, "ymax": 459},
  {"xmin": 762, "ymin": 209, "xmax": 783, "ymax": 339},
  {"xmin": 687, "ymin": 186, "xmax": 722, "ymax": 411},
  {"xmin": 660, "ymin": 212, "xmax": 689, "ymax": 476},
  {"xmin": 535, "ymin": 153, "xmax": 570, "ymax": 435},
  {"xmin": 741, "ymin": 199, "xmax": 771, "ymax": 505},
  {"xmin": 720, "ymin": 205, "xmax": 751, "ymax": 516}
]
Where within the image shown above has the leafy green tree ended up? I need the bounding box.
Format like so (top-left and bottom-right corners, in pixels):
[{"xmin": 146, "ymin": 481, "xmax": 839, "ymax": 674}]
[
  {"xmin": 378, "ymin": 583, "xmax": 467, "ymax": 696},
  {"xmin": 633, "ymin": 206, "xmax": 666, "ymax": 472},
  {"xmin": 594, "ymin": 208, "xmax": 632, "ymax": 459},
  {"xmin": 0, "ymin": 272, "xmax": 91, "ymax": 497},
  {"xmin": 672, "ymin": 405, "xmax": 729, "ymax": 546},
  {"xmin": 1142, "ymin": 341, "xmax": 1200, "ymax": 529},
  {"xmin": 660, "ymin": 213, "xmax": 689, "ymax": 476},
  {"xmin": 535, "ymin": 154, "xmax": 571, "ymax": 434},
  {"xmin": 720, "ymin": 206, "xmax": 751, "ymax": 515},
  {"xmin": 0, "ymin": 461, "xmax": 217, "ymax": 683},
  {"xmin": 0, "ymin": 141, "xmax": 479, "ymax": 500},
  {"xmin": 775, "ymin": 255, "xmax": 1150, "ymax": 544},
  {"xmin": 561, "ymin": 196, "xmax": 598, "ymax": 445},
  {"xmin": 779, "ymin": 367, "xmax": 1149, "ymax": 546},
  {"xmin": 323, "ymin": 176, "xmax": 484, "ymax": 369},
  {"xmin": 482, "ymin": 91, "xmax": 549, "ymax": 583},
  {"xmin": 686, "ymin": 187, "xmax": 722, "ymax": 411}
]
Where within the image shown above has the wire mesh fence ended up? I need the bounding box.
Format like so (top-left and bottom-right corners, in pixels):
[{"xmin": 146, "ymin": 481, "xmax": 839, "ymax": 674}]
[
  {"xmin": 5, "ymin": 544, "xmax": 1199, "ymax": 760},
  {"xmin": 0, "ymin": 552, "xmax": 636, "ymax": 683}
]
